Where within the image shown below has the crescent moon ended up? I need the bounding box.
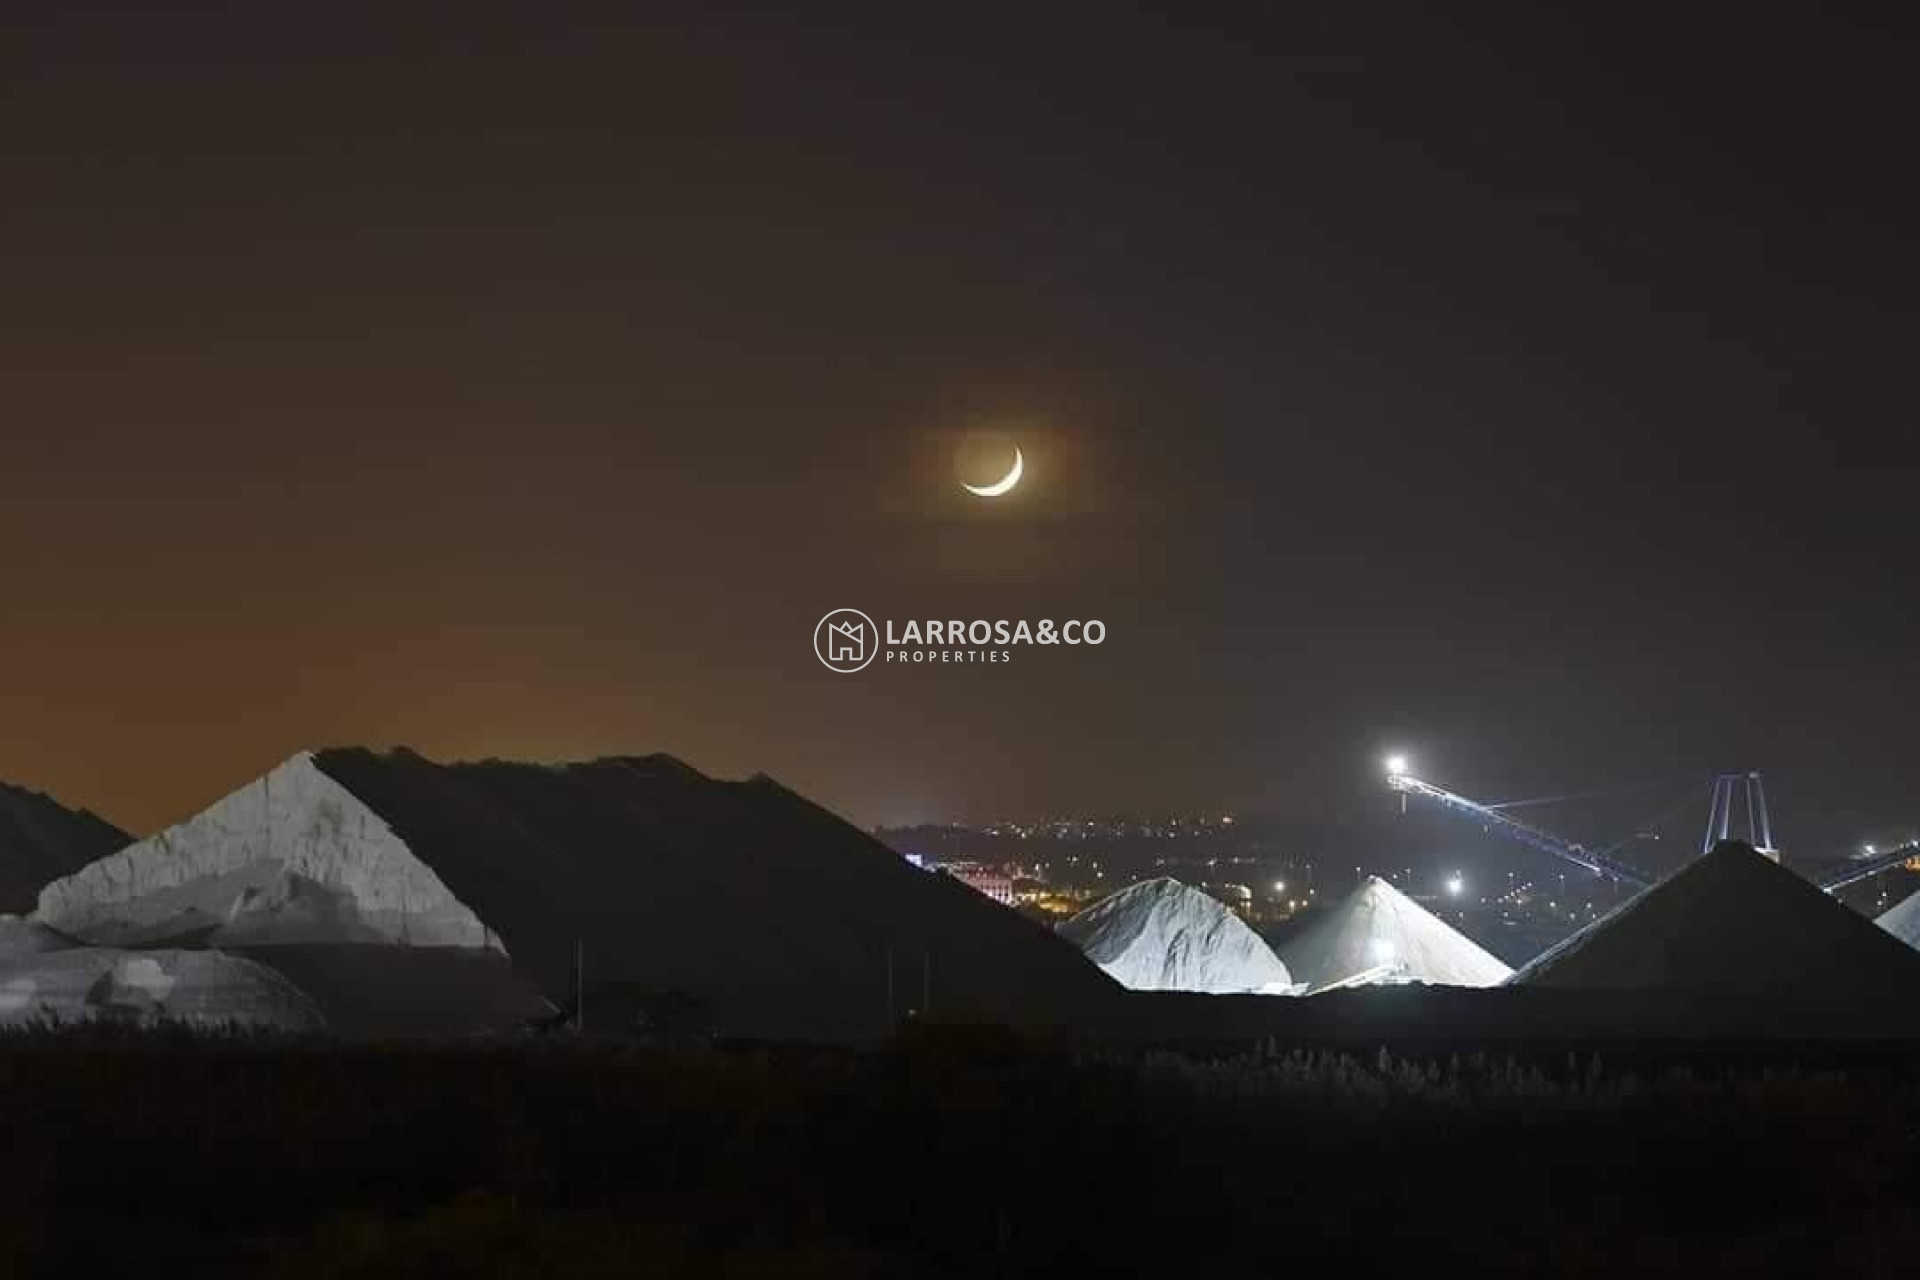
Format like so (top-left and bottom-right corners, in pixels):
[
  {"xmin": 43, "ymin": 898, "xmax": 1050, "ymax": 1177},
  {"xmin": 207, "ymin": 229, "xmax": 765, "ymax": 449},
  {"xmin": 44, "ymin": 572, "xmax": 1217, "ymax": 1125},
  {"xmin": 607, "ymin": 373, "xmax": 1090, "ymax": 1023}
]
[{"xmin": 962, "ymin": 446, "xmax": 1023, "ymax": 497}]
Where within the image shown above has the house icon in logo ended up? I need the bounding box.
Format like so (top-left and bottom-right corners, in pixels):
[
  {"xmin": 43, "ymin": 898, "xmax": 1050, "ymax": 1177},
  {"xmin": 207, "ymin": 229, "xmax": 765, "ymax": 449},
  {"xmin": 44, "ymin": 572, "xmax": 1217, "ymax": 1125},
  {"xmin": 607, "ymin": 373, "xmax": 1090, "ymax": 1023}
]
[
  {"xmin": 814, "ymin": 608, "xmax": 879, "ymax": 672},
  {"xmin": 828, "ymin": 619, "xmax": 864, "ymax": 664}
]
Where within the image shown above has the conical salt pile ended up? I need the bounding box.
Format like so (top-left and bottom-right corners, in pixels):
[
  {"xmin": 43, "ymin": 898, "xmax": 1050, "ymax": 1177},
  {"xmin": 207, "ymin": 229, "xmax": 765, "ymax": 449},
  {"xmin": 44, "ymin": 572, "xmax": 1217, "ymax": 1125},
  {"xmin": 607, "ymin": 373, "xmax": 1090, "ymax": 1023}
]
[
  {"xmin": 1059, "ymin": 877, "xmax": 1295, "ymax": 994},
  {"xmin": 1875, "ymin": 887, "xmax": 1920, "ymax": 950},
  {"xmin": 1276, "ymin": 875, "xmax": 1510, "ymax": 993},
  {"xmin": 37, "ymin": 748, "xmax": 1117, "ymax": 1039},
  {"xmin": 1512, "ymin": 842, "xmax": 1920, "ymax": 1005}
]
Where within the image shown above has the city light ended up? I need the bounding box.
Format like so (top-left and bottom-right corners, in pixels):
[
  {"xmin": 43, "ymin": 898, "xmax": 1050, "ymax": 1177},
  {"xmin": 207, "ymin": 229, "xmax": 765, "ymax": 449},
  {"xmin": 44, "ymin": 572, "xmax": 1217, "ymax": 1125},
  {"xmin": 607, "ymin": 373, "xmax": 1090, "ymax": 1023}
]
[{"xmin": 1385, "ymin": 754, "xmax": 1409, "ymax": 777}]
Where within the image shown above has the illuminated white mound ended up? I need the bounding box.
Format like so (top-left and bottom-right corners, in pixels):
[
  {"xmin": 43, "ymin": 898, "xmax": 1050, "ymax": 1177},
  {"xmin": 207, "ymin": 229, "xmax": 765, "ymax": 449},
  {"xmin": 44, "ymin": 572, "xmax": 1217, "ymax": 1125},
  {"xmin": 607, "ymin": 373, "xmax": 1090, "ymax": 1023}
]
[
  {"xmin": 1277, "ymin": 876, "xmax": 1510, "ymax": 993},
  {"xmin": 1878, "ymin": 889, "xmax": 1920, "ymax": 950},
  {"xmin": 0, "ymin": 945, "xmax": 324, "ymax": 1031},
  {"xmin": 35, "ymin": 753, "xmax": 498, "ymax": 950},
  {"xmin": 1059, "ymin": 877, "xmax": 1295, "ymax": 994}
]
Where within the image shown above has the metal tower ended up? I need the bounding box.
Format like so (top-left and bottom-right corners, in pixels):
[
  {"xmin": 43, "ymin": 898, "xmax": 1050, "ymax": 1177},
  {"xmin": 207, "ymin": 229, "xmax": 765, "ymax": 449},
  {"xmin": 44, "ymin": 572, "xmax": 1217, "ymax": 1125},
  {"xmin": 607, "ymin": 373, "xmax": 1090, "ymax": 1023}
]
[{"xmin": 1702, "ymin": 772, "xmax": 1777, "ymax": 861}]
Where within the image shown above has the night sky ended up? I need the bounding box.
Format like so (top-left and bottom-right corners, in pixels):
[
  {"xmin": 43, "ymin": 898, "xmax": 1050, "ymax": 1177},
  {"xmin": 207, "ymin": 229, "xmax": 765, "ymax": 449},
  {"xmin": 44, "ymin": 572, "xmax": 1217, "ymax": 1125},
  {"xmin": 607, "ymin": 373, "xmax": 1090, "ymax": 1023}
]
[{"xmin": 4, "ymin": 8, "xmax": 1914, "ymax": 852}]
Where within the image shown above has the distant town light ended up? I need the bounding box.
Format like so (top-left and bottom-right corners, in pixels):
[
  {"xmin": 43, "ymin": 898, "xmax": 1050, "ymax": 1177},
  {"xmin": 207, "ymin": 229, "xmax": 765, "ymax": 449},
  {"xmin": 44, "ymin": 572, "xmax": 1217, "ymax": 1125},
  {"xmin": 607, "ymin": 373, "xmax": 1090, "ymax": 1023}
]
[{"xmin": 1273, "ymin": 880, "xmax": 1286, "ymax": 895}]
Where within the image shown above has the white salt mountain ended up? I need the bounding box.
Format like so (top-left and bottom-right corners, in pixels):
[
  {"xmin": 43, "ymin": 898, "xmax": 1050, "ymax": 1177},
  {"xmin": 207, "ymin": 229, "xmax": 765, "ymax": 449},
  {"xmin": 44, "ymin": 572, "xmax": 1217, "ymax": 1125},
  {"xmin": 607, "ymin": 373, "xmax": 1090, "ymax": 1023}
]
[
  {"xmin": 1275, "ymin": 876, "xmax": 1511, "ymax": 993},
  {"xmin": 37, "ymin": 752, "xmax": 499, "ymax": 950},
  {"xmin": 33, "ymin": 753, "xmax": 545, "ymax": 1036},
  {"xmin": 1878, "ymin": 889, "xmax": 1920, "ymax": 951},
  {"xmin": 1059, "ymin": 878, "xmax": 1296, "ymax": 994},
  {"xmin": 35, "ymin": 748, "xmax": 1115, "ymax": 1039}
]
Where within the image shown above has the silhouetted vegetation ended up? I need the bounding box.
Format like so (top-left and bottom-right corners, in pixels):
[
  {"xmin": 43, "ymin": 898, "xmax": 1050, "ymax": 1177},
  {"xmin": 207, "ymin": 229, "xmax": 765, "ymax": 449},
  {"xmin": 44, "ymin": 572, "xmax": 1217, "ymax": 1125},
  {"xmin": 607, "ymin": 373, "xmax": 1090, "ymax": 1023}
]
[{"xmin": 3, "ymin": 1021, "xmax": 1916, "ymax": 1276}]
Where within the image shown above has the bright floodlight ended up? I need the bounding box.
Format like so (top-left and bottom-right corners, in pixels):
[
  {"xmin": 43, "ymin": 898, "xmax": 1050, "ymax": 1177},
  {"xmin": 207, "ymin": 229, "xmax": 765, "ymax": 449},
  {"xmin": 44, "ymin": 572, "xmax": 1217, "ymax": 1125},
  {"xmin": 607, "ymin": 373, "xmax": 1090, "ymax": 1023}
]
[
  {"xmin": 1385, "ymin": 754, "xmax": 1409, "ymax": 777},
  {"xmin": 1865, "ymin": 843, "xmax": 1878, "ymax": 857},
  {"xmin": 1445, "ymin": 874, "xmax": 1464, "ymax": 897}
]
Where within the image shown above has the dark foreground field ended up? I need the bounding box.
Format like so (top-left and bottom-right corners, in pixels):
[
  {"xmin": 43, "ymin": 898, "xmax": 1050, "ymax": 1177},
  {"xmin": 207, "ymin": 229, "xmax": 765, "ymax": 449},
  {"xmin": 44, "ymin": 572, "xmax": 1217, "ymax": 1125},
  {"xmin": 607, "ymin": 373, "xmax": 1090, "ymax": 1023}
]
[{"xmin": 5, "ymin": 1024, "xmax": 1918, "ymax": 1277}]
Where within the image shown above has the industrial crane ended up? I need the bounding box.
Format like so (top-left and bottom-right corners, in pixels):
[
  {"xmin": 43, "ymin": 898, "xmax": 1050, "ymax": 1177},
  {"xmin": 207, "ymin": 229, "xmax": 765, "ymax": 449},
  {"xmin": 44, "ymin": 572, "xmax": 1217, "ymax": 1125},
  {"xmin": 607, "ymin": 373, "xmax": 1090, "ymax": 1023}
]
[
  {"xmin": 1816, "ymin": 840, "xmax": 1920, "ymax": 893},
  {"xmin": 1383, "ymin": 757, "xmax": 1653, "ymax": 889},
  {"xmin": 1386, "ymin": 755, "xmax": 1913, "ymax": 898}
]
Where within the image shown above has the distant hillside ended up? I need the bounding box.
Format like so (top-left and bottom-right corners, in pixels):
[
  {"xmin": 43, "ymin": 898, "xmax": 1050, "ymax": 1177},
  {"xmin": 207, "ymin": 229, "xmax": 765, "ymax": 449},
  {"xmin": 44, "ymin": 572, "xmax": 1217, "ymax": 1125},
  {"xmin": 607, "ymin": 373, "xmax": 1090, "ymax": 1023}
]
[
  {"xmin": 0, "ymin": 780, "xmax": 127, "ymax": 914},
  {"xmin": 308, "ymin": 749, "xmax": 1122, "ymax": 1039}
]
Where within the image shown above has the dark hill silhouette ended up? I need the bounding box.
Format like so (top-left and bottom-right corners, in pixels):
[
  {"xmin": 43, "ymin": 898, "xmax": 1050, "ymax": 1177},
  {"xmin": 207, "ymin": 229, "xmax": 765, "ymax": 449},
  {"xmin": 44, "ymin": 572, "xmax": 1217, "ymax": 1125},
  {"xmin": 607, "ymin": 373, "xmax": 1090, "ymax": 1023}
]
[
  {"xmin": 1508, "ymin": 840, "xmax": 1920, "ymax": 1036},
  {"xmin": 312, "ymin": 748, "xmax": 1121, "ymax": 1040},
  {"xmin": 0, "ymin": 780, "xmax": 127, "ymax": 914},
  {"xmin": 228, "ymin": 943, "xmax": 553, "ymax": 1038}
]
